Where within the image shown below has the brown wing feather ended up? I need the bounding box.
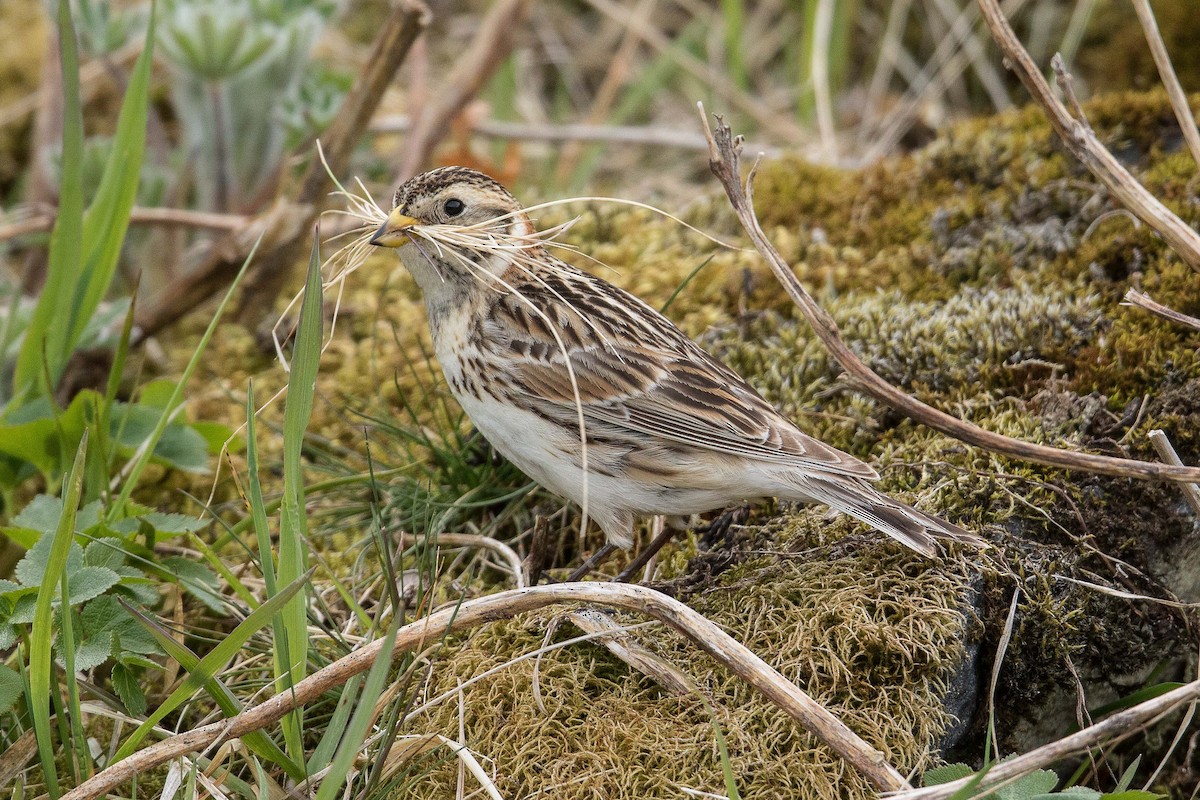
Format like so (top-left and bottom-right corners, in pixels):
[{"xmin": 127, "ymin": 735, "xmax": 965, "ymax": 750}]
[{"xmin": 483, "ymin": 266, "xmax": 878, "ymax": 480}]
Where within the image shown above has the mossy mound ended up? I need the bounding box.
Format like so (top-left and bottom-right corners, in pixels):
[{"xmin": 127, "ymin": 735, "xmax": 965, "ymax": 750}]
[{"xmin": 394, "ymin": 547, "xmax": 974, "ymax": 800}]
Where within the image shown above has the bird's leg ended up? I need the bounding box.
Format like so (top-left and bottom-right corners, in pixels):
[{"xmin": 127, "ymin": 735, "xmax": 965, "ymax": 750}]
[
  {"xmin": 615, "ymin": 516, "xmax": 675, "ymax": 582},
  {"xmin": 525, "ymin": 516, "xmax": 550, "ymax": 585},
  {"xmin": 566, "ymin": 543, "xmax": 618, "ymax": 581}
]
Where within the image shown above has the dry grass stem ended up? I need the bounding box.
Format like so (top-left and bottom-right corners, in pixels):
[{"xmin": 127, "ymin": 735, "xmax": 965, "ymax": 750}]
[
  {"xmin": 135, "ymin": 0, "xmax": 429, "ymax": 338},
  {"xmin": 1123, "ymin": 289, "xmax": 1200, "ymax": 333},
  {"xmin": 399, "ymin": 532, "xmax": 527, "ymax": 589},
  {"xmin": 381, "ymin": 734, "xmax": 503, "ymax": 799},
  {"xmin": 0, "ymin": 206, "xmax": 247, "ymax": 243},
  {"xmin": 1130, "ymin": 0, "xmax": 1200, "ymax": 169},
  {"xmin": 698, "ymin": 106, "xmax": 1200, "ymax": 484},
  {"xmin": 976, "ymin": 0, "xmax": 1200, "ymax": 272},
  {"xmin": 1147, "ymin": 430, "xmax": 1200, "ymax": 518},
  {"xmin": 63, "ymin": 582, "xmax": 910, "ymax": 800},
  {"xmin": 369, "ymin": 115, "xmax": 780, "ymax": 154},
  {"xmin": 565, "ymin": 608, "xmax": 696, "ymax": 695},
  {"xmin": 890, "ymin": 678, "xmax": 1200, "ymax": 799}
]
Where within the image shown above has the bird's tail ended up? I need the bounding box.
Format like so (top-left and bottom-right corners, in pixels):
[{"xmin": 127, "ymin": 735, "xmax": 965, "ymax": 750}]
[{"xmin": 788, "ymin": 476, "xmax": 986, "ymax": 557}]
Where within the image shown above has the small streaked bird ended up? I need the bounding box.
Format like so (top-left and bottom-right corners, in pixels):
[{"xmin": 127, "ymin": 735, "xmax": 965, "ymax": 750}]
[{"xmin": 369, "ymin": 166, "xmax": 984, "ymax": 568}]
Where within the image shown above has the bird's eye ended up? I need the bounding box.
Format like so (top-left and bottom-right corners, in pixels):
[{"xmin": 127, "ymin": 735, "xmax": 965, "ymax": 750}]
[{"xmin": 443, "ymin": 198, "xmax": 466, "ymax": 217}]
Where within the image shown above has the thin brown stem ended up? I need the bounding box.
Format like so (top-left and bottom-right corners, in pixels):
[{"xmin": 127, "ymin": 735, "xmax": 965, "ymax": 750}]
[
  {"xmin": 1148, "ymin": 430, "xmax": 1200, "ymax": 518},
  {"xmin": 892, "ymin": 677, "xmax": 1200, "ymax": 799},
  {"xmin": 976, "ymin": 0, "xmax": 1200, "ymax": 272},
  {"xmin": 1130, "ymin": 0, "xmax": 1200, "ymax": 170},
  {"xmin": 1123, "ymin": 288, "xmax": 1200, "ymax": 333},
  {"xmin": 698, "ymin": 107, "xmax": 1200, "ymax": 484},
  {"xmin": 64, "ymin": 583, "xmax": 909, "ymax": 800},
  {"xmin": 0, "ymin": 207, "xmax": 246, "ymax": 242}
]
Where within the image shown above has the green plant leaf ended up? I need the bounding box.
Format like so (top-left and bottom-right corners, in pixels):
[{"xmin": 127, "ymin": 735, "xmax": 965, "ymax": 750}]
[
  {"xmin": 0, "ymin": 663, "xmax": 23, "ymax": 712},
  {"xmin": 15, "ymin": 533, "xmax": 82, "ymax": 588},
  {"xmin": 29, "ymin": 430, "xmax": 87, "ymax": 799},
  {"xmin": 13, "ymin": 0, "xmax": 85, "ymax": 402},
  {"xmin": 111, "ymin": 402, "xmax": 210, "ymax": 472},
  {"xmin": 67, "ymin": 3, "xmax": 156, "ymax": 356},
  {"xmin": 1100, "ymin": 793, "xmax": 1165, "ymax": 800},
  {"xmin": 69, "ymin": 628, "xmax": 113, "ymax": 671},
  {"xmin": 66, "ymin": 566, "xmax": 120, "ymax": 605},
  {"xmin": 925, "ymin": 764, "xmax": 976, "ymax": 786},
  {"xmin": 113, "ymin": 568, "xmax": 313, "ymax": 781},
  {"xmin": 276, "ymin": 231, "xmax": 322, "ymax": 761},
  {"xmin": 159, "ymin": 556, "xmax": 224, "ymax": 612},
  {"xmin": 998, "ymin": 771, "xmax": 1059, "ymax": 799},
  {"xmin": 111, "ymin": 662, "xmax": 146, "ymax": 716},
  {"xmin": 138, "ymin": 511, "xmax": 207, "ymax": 536},
  {"xmin": 1031, "ymin": 787, "xmax": 1102, "ymax": 798}
]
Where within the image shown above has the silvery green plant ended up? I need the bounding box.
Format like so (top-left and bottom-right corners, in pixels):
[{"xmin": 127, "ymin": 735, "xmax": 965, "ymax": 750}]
[{"xmin": 158, "ymin": 0, "xmax": 340, "ymax": 211}]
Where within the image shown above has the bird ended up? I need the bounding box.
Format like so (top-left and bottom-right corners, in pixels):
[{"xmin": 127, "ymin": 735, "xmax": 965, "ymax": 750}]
[{"xmin": 368, "ymin": 166, "xmax": 985, "ymax": 574}]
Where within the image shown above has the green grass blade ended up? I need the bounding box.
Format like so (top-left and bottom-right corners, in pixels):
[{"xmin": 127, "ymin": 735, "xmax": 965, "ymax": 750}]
[
  {"xmin": 109, "ymin": 234, "xmax": 263, "ymax": 516},
  {"xmin": 29, "ymin": 431, "xmax": 88, "ymax": 800},
  {"xmin": 13, "ymin": 0, "xmax": 85, "ymax": 402},
  {"xmin": 313, "ymin": 620, "xmax": 399, "ymax": 800},
  {"xmin": 68, "ymin": 3, "xmax": 156, "ymax": 352},
  {"xmin": 112, "ymin": 569, "xmax": 313, "ymax": 780},
  {"xmin": 277, "ymin": 230, "xmax": 323, "ymax": 763},
  {"xmin": 244, "ymin": 381, "xmax": 277, "ymax": 595}
]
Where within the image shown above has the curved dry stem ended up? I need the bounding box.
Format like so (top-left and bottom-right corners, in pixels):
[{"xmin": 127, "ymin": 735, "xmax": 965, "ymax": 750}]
[
  {"xmin": 975, "ymin": 0, "xmax": 1200, "ymax": 272},
  {"xmin": 697, "ymin": 106, "xmax": 1200, "ymax": 484},
  {"xmin": 64, "ymin": 583, "xmax": 910, "ymax": 800},
  {"xmin": 890, "ymin": 678, "xmax": 1200, "ymax": 799},
  {"xmin": 399, "ymin": 531, "xmax": 527, "ymax": 589}
]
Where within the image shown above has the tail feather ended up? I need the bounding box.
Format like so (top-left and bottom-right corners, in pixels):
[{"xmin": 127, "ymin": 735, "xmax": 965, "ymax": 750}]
[{"xmin": 793, "ymin": 476, "xmax": 986, "ymax": 557}]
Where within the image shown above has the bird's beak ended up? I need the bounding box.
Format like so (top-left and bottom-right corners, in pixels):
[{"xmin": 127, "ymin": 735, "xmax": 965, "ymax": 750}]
[{"xmin": 369, "ymin": 209, "xmax": 420, "ymax": 247}]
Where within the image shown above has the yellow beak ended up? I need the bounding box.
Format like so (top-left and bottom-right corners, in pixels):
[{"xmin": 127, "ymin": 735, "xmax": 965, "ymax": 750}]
[{"xmin": 369, "ymin": 209, "xmax": 420, "ymax": 247}]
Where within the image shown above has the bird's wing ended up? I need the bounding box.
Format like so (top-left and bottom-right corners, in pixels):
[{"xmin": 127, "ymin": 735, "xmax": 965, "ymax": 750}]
[{"xmin": 484, "ymin": 270, "xmax": 877, "ymax": 480}]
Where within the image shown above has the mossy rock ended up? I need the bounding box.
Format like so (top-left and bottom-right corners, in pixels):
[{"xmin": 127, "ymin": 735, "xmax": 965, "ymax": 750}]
[{"xmin": 182, "ymin": 89, "xmax": 1199, "ymax": 797}]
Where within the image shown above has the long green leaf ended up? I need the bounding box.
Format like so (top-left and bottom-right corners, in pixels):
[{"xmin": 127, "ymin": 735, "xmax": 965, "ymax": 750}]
[
  {"xmin": 314, "ymin": 619, "xmax": 399, "ymax": 800},
  {"xmin": 277, "ymin": 230, "xmax": 323, "ymax": 762},
  {"xmin": 12, "ymin": 0, "xmax": 85, "ymax": 403},
  {"xmin": 29, "ymin": 432, "xmax": 88, "ymax": 800},
  {"xmin": 112, "ymin": 568, "xmax": 314, "ymax": 780},
  {"xmin": 245, "ymin": 381, "xmax": 276, "ymax": 595},
  {"xmin": 109, "ymin": 234, "xmax": 263, "ymax": 516},
  {"xmin": 68, "ymin": 3, "xmax": 157, "ymax": 352}
]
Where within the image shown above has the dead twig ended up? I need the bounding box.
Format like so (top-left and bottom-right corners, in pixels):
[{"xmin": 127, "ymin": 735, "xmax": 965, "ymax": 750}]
[
  {"xmin": 975, "ymin": 0, "xmax": 1200, "ymax": 273},
  {"xmin": 1148, "ymin": 430, "xmax": 1200, "ymax": 518},
  {"xmin": 890, "ymin": 677, "xmax": 1200, "ymax": 799},
  {"xmin": 1130, "ymin": 0, "xmax": 1200, "ymax": 170},
  {"xmin": 370, "ymin": 114, "xmax": 781, "ymax": 155},
  {"xmin": 399, "ymin": 531, "xmax": 526, "ymax": 589},
  {"xmin": 698, "ymin": 107, "xmax": 1200, "ymax": 484},
  {"xmin": 136, "ymin": 0, "xmax": 430, "ymax": 337},
  {"xmin": 0, "ymin": 207, "xmax": 246, "ymax": 242},
  {"xmin": 63, "ymin": 582, "xmax": 910, "ymax": 800},
  {"xmin": 1123, "ymin": 289, "xmax": 1200, "ymax": 333}
]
